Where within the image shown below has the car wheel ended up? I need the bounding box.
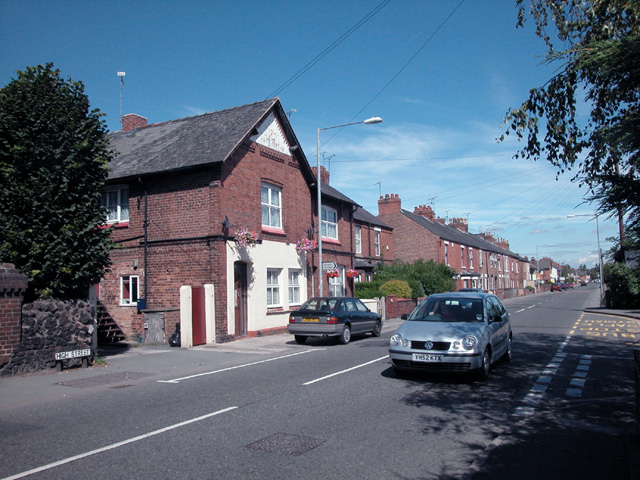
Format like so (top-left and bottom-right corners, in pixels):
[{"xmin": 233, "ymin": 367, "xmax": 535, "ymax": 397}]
[
  {"xmin": 338, "ymin": 324, "xmax": 351, "ymax": 345},
  {"xmin": 371, "ymin": 320, "xmax": 382, "ymax": 337},
  {"xmin": 502, "ymin": 335, "xmax": 512, "ymax": 363},
  {"xmin": 476, "ymin": 348, "xmax": 491, "ymax": 381},
  {"xmin": 294, "ymin": 335, "xmax": 307, "ymax": 345}
]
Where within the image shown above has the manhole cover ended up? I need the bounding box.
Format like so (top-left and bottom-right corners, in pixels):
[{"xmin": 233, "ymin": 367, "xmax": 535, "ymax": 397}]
[
  {"xmin": 57, "ymin": 371, "xmax": 151, "ymax": 388},
  {"xmin": 246, "ymin": 433, "xmax": 326, "ymax": 456}
]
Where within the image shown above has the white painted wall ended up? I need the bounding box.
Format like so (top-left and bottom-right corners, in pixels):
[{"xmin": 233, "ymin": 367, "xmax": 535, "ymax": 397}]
[{"xmin": 226, "ymin": 239, "xmax": 308, "ymax": 334}]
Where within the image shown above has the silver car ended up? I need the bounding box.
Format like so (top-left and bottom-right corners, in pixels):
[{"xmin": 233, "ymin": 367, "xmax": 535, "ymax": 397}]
[{"xmin": 389, "ymin": 293, "xmax": 512, "ymax": 380}]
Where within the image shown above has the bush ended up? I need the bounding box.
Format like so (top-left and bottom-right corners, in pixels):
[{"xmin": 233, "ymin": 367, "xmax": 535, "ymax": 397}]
[
  {"xmin": 379, "ymin": 279, "xmax": 412, "ymax": 299},
  {"xmin": 355, "ymin": 282, "xmax": 383, "ymax": 299},
  {"xmin": 604, "ymin": 262, "xmax": 640, "ymax": 308}
]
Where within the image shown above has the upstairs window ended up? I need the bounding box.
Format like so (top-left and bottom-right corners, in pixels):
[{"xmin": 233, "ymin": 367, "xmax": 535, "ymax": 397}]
[
  {"xmin": 355, "ymin": 226, "xmax": 362, "ymax": 254},
  {"xmin": 321, "ymin": 206, "xmax": 338, "ymax": 240},
  {"xmin": 102, "ymin": 186, "xmax": 129, "ymax": 224},
  {"xmin": 374, "ymin": 228, "xmax": 381, "ymax": 256},
  {"xmin": 261, "ymin": 183, "xmax": 282, "ymax": 229}
]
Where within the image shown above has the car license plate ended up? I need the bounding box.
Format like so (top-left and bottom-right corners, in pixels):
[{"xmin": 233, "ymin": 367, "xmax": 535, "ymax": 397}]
[
  {"xmin": 302, "ymin": 318, "xmax": 320, "ymax": 323},
  {"xmin": 412, "ymin": 353, "xmax": 443, "ymax": 362}
]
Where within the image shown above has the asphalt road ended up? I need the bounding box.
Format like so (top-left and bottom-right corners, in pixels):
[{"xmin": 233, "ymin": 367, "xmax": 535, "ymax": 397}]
[{"xmin": 0, "ymin": 284, "xmax": 637, "ymax": 479}]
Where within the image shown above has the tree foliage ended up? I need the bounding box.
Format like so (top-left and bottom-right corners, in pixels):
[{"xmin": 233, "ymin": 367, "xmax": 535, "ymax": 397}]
[
  {"xmin": 502, "ymin": 1, "xmax": 640, "ymax": 233},
  {"xmin": 0, "ymin": 64, "xmax": 113, "ymax": 300}
]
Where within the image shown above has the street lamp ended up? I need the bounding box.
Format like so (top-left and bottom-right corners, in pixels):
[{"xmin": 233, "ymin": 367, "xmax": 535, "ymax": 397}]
[
  {"xmin": 316, "ymin": 116, "xmax": 383, "ymax": 296},
  {"xmin": 535, "ymin": 243, "xmax": 554, "ymax": 291},
  {"xmin": 567, "ymin": 214, "xmax": 604, "ymax": 303}
]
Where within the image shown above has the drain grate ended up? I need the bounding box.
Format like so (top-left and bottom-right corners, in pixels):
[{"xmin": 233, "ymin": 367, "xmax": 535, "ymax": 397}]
[
  {"xmin": 246, "ymin": 433, "xmax": 326, "ymax": 456},
  {"xmin": 56, "ymin": 371, "xmax": 151, "ymax": 388}
]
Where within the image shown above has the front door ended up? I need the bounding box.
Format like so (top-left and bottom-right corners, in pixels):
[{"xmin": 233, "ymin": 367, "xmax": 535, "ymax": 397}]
[{"xmin": 234, "ymin": 262, "xmax": 247, "ymax": 338}]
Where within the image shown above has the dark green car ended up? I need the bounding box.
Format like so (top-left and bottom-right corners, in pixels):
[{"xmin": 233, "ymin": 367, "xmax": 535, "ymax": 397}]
[{"xmin": 287, "ymin": 297, "xmax": 382, "ymax": 345}]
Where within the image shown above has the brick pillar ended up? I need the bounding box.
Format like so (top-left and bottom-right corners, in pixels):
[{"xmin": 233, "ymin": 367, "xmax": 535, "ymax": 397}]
[
  {"xmin": 0, "ymin": 263, "xmax": 27, "ymax": 367},
  {"xmin": 378, "ymin": 194, "xmax": 402, "ymax": 215}
]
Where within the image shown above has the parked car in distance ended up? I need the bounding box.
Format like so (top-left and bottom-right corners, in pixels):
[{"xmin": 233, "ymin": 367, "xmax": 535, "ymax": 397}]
[
  {"xmin": 287, "ymin": 297, "xmax": 382, "ymax": 345},
  {"xmin": 581, "ymin": 281, "xmax": 588, "ymax": 286},
  {"xmin": 550, "ymin": 283, "xmax": 563, "ymax": 292},
  {"xmin": 389, "ymin": 293, "xmax": 511, "ymax": 381},
  {"xmin": 458, "ymin": 288, "xmax": 483, "ymax": 292}
]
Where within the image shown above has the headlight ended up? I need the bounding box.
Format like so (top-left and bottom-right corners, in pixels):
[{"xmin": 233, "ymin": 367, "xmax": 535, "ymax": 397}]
[
  {"xmin": 390, "ymin": 333, "xmax": 402, "ymax": 347},
  {"xmin": 462, "ymin": 335, "xmax": 477, "ymax": 350}
]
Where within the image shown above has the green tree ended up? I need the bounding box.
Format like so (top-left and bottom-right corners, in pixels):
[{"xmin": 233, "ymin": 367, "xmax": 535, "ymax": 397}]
[
  {"xmin": 501, "ymin": 1, "xmax": 640, "ymax": 235},
  {"xmin": 0, "ymin": 64, "xmax": 113, "ymax": 300}
]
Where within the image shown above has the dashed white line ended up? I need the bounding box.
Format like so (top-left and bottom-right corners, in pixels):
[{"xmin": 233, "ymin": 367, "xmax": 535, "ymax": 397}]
[
  {"xmin": 1, "ymin": 406, "xmax": 238, "ymax": 480},
  {"xmin": 158, "ymin": 349, "xmax": 323, "ymax": 384},
  {"xmin": 303, "ymin": 355, "xmax": 389, "ymax": 385}
]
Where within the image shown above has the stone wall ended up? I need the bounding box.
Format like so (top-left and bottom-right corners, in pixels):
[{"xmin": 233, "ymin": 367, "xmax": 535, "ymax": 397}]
[{"xmin": 0, "ymin": 299, "xmax": 94, "ymax": 377}]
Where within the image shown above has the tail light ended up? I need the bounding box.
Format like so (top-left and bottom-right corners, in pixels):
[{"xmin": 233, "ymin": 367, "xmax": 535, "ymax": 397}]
[
  {"xmin": 289, "ymin": 315, "xmax": 295, "ymax": 323},
  {"xmin": 327, "ymin": 317, "xmax": 339, "ymax": 324}
]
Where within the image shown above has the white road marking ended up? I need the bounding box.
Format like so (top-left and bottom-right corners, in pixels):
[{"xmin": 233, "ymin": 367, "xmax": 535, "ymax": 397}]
[
  {"xmin": 1, "ymin": 406, "xmax": 238, "ymax": 480},
  {"xmin": 158, "ymin": 349, "xmax": 323, "ymax": 384},
  {"xmin": 303, "ymin": 355, "xmax": 389, "ymax": 385}
]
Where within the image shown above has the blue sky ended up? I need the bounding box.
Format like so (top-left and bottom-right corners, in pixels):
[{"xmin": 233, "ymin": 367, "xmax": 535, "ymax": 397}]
[{"xmin": 1, "ymin": 0, "xmax": 618, "ymax": 269}]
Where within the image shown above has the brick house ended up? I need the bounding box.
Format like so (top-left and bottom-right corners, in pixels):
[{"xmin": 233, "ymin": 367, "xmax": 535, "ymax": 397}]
[
  {"xmin": 353, "ymin": 206, "xmax": 393, "ymax": 282},
  {"xmin": 378, "ymin": 194, "xmax": 528, "ymax": 295},
  {"xmin": 308, "ymin": 167, "xmax": 389, "ymax": 294},
  {"xmin": 101, "ymin": 99, "xmax": 322, "ymax": 344},
  {"xmin": 100, "ymin": 99, "xmax": 380, "ymax": 344}
]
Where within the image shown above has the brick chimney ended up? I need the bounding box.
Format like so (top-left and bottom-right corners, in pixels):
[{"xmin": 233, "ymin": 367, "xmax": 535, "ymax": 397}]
[
  {"xmin": 378, "ymin": 194, "xmax": 401, "ymax": 215},
  {"xmin": 414, "ymin": 204, "xmax": 436, "ymax": 221},
  {"xmin": 497, "ymin": 237, "xmax": 510, "ymax": 250},
  {"xmin": 479, "ymin": 232, "xmax": 495, "ymax": 244},
  {"xmin": 122, "ymin": 114, "xmax": 148, "ymax": 133},
  {"xmin": 311, "ymin": 166, "xmax": 330, "ymax": 185},
  {"xmin": 450, "ymin": 217, "xmax": 468, "ymax": 232}
]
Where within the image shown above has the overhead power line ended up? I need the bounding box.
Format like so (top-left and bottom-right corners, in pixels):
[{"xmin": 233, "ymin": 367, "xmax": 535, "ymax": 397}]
[{"xmin": 265, "ymin": 0, "xmax": 392, "ymax": 99}]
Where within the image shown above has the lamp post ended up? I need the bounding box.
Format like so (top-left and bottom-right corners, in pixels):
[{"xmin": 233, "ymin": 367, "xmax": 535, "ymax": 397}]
[
  {"xmin": 567, "ymin": 214, "xmax": 604, "ymax": 303},
  {"xmin": 535, "ymin": 243, "xmax": 554, "ymax": 291},
  {"xmin": 316, "ymin": 116, "xmax": 382, "ymax": 296}
]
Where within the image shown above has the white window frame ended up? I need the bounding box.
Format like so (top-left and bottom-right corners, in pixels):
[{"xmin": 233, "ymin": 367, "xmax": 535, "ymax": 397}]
[
  {"xmin": 355, "ymin": 226, "xmax": 362, "ymax": 254},
  {"xmin": 374, "ymin": 228, "xmax": 381, "ymax": 256},
  {"xmin": 103, "ymin": 186, "xmax": 129, "ymax": 224},
  {"xmin": 288, "ymin": 269, "xmax": 301, "ymax": 306},
  {"xmin": 328, "ymin": 266, "xmax": 344, "ymax": 297},
  {"xmin": 261, "ymin": 183, "xmax": 282, "ymax": 229},
  {"xmin": 321, "ymin": 206, "xmax": 338, "ymax": 240},
  {"xmin": 267, "ymin": 269, "xmax": 281, "ymax": 307},
  {"xmin": 469, "ymin": 248, "xmax": 474, "ymax": 269},
  {"xmin": 461, "ymin": 246, "xmax": 465, "ymax": 268},
  {"xmin": 120, "ymin": 275, "xmax": 139, "ymax": 306}
]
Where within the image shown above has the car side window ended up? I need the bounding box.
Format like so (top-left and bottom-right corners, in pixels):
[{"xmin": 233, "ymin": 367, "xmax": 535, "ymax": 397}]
[
  {"xmin": 344, "ymin": 299, "xmax": 357, "ymax": 312},
  {"xmin": 354, "ymin": 299, "xmax": 369, "ymax": 312},
  {"xmin": 485, "ymin": 298, "xmax": 498, "ymax": 318}
]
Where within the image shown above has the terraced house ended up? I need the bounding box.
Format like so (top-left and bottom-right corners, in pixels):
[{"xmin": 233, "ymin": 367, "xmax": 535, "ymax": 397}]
[
  {"xmin": 99, "ymin": 99, "xmax": 383, "ymax": 346},
  {"xmin": 378, "ymin": 194, "xmax": 528, "ymax": 296}
]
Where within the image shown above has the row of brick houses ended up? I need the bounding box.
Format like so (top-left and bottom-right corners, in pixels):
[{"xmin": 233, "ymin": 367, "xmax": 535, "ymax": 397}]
[{"xmin": 99, "ymin": 99, "xmax": 528, "ymax": 345}]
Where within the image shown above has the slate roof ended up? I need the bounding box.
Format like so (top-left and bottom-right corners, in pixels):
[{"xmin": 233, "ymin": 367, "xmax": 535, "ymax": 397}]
[
  {"xmin": 107, "ymin": 99, "xmax": 288, "ymax": 181},
  {"xmin": 401, "ymin": 209, "xmax": 523, "ymax": 259},
  {"xmin": 354, "ymin": 206, "xmax": 392, "ymax": 229}
]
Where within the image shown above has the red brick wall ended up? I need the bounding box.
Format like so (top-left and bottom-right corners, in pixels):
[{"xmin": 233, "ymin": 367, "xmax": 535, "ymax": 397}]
[
  {"xmin": 378, "ymin": 195, "xmax": 440, "ymax": 263},
  {"xmin": 0, "ymin": 264, "xmax": 27, "ymax": 367}
]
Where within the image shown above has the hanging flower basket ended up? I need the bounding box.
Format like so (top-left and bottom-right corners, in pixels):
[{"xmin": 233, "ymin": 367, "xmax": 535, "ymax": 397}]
[
  {"xmin": 326, "ymin": 269, "xmax": 340, "ymax": 278},
  {"xmin": 295, "ymin": 238, "xmax": 317, "ymax": 254},
  {"xmin": 346, "ymin": 269, "xmax": 359, "ymax": 279},
  {"xmin": 235, "ymin": 227, "xmax": 260, "ymax": 249}
]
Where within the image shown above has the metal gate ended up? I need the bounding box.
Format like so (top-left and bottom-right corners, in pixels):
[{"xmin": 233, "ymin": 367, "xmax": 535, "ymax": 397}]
[{"xmin": 192, "ymin": 286, "xmax": 206, "ymax": 346}]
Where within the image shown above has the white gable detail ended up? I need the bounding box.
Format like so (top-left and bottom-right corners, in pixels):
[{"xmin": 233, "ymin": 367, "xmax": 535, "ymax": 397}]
[{"xmin": 251, "ymin": 112, "xmax": 291, "ymax": 155}]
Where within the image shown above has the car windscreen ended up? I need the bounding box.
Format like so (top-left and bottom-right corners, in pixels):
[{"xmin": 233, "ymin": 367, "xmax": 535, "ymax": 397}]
[{"xmin": 408, "ymin": 298, "xmax": 483, "ymax": 322}]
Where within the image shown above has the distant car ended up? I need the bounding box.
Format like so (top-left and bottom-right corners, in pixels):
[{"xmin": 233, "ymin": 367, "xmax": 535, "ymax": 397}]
[
  {"xmin": 287, "ymin": 297, "xmax": 382, "ymax": 345},
  {"xmin": 458, "ymin": 288, "xmax": 483, "ymax": 292},
  {"xmin": 566, "ymin": 283, "xmax": 574, "ymax": 288},
  {"xmin": 550, "ymin": 283, "xmax": 563, "ymax": 292},
  {"xmin": 389, "ymin": 292, "xmax": 512, "ymax": 381},
  {"xmin": 581, "ymin": 281, "xmax": 588, "ymax": 286}
]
